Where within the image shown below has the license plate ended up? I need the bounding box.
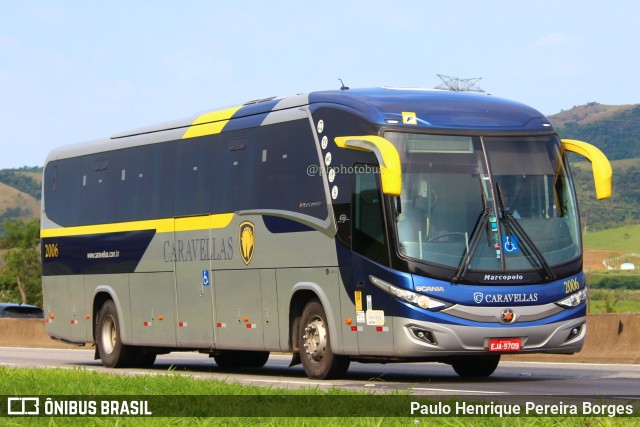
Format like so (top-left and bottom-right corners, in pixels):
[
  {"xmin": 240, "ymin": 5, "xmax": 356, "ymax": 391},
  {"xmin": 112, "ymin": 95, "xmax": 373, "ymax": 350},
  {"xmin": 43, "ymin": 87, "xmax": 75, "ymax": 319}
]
[{"xmin": 489, "ymin": 338, "xmax": 521, "ymax": 352}]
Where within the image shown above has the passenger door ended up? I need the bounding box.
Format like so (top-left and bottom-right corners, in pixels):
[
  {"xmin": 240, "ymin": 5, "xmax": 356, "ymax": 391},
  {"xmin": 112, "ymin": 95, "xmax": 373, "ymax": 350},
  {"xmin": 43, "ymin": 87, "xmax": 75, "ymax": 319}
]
[
  {"xmin": 174, "ymin": 219, "xmax": 215, "ymax": 348},
  {"xmin": 351, "ymin": 167, "xmax": 395, "ymax": 355}
]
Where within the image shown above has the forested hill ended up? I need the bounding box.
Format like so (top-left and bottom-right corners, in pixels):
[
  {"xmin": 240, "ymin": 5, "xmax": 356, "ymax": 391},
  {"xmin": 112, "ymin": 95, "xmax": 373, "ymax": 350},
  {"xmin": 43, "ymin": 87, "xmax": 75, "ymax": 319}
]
[
  {"xmin": 549, "ymin": 102, "xmax": 640, "ymax": 160},
  {"xmin": 549, "ymin": 103, "xmax": 640, "ymax": 231},
  {"xmin": 0, "ymin": 167, "xmax": 41, "ymax": 228}
]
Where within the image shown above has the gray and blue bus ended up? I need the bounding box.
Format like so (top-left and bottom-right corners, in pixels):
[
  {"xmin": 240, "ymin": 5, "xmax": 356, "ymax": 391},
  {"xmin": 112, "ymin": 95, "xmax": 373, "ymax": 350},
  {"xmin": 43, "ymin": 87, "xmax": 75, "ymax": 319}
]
[{"xmin": 41, "ymin": 87, "xmax": 612, "ymax": 379}]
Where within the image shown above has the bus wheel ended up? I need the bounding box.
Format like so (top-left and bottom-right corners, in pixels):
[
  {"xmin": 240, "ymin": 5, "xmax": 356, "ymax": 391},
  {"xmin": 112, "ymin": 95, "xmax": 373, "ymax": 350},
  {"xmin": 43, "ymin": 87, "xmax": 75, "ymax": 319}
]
[
  {"xmin": 299, "ymin": 299, "xmax": 349, "ymax": 379},
  {"xmin": 96, "ymin": 300, "xmax": 134, "ymax": 368},
  {"xmin": 450, "ymin": 355, "xmax": 500, "ymax": 378},
  {"xmin": 213, "ymin": 350, "xmax": 270, "ymax": 368}
]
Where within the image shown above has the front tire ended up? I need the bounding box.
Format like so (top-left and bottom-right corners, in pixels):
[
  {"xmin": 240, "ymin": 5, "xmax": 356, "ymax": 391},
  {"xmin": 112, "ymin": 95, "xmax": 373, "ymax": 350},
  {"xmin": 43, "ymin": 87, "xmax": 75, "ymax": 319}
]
[
  {"xmin": 450, "ymin": 355, "xmax": 501, "ymax": 378},
  {"xmin": 299, "ymin": 299, "xmax": 349, "ymax": 379},
  {"xmin": 96, "ymin": 300, "xmax": 135, "ymax": 368}
]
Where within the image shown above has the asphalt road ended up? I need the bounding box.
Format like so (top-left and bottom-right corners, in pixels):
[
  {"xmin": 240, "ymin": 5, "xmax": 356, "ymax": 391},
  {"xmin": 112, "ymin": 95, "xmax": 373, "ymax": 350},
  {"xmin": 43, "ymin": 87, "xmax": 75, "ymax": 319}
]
[{"xmin": 2, "ymin": 347, "xmax": 639, "ymax": 398}]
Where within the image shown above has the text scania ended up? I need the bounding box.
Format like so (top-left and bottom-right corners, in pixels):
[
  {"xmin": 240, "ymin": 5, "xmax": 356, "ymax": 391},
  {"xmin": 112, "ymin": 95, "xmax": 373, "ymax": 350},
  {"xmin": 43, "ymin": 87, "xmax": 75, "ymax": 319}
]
[{"xmin": 164, "ymin": 237, "xmax": 233, "ymax": 263}]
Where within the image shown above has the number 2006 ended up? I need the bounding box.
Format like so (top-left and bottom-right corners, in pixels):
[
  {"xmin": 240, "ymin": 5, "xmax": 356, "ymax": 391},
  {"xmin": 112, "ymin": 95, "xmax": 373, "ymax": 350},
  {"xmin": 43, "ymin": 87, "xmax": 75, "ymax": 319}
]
[
  {"xmin": 564, "ymin": 278, "xmax": 580, "ymax": 293},
  {"xmin": 44, "ymin": 243, "xmax": 59, "ymax": 258}
]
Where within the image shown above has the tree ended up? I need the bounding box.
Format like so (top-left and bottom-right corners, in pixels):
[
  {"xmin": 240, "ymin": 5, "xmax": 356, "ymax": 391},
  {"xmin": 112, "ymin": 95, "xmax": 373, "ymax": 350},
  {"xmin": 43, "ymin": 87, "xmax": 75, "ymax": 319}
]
[{"xmin": 0, "ymin": 218, "xmax": 41, "ymax": 305}]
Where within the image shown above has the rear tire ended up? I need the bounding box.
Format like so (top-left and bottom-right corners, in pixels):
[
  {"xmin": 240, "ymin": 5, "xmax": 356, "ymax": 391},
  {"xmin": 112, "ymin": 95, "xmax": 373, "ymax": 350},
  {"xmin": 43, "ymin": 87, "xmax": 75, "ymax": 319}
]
[
  {"xmin": 450, "ymin": 355, "xmax": 501, "ymax": 378},
  {"xmin": 96, "ymin": 300, "xmax": 135, "ymax": 368},
  {"xmin": 213, "ymin": 350, "xmax": 270, "ymax": 369},
  {"xmin": 298, "ymin": 299, "xmax": 350, "ymax": 379}
]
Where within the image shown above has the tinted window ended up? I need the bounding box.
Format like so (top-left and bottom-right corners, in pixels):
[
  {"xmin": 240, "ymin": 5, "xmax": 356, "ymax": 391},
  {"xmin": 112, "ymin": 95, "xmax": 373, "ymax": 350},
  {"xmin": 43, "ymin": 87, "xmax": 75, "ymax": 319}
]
[
  {"xmin": 213, "ymin": 131, "xmax": 253, "ymax": 213},
  {"xmin": 80, "ymin": 153, "xmax": 119, "ymax": 225},
  {"xmin": 118, "ymin": 142, "xmax": 175, "ymax": 221},
  {"xmin": 174, "ymin": 137, "xmax": 213, "ymax": 216},
  {"xmin": 45, "ymin": 118, "xmax": 328, "ymax": 226},
  {"xmin": 253, "ymin": 119, "xmax": 327, "ymax": 219},
  {"xmin": 353, "ymin": 166, "xmax": 388, "ymax": 265},
  {"xmin": 0, "ymin": 305, "xmax": 44, "ymax": 318},
  {"xmin": 45, "ymin": 157, "xmax": 82, "ymax": 226}
]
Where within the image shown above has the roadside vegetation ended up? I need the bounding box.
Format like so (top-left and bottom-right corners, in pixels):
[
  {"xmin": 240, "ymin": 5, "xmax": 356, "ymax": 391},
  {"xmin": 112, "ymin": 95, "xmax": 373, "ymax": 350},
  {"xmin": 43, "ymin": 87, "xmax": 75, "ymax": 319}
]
[
  {"xmin": 2, "ymin": 366, "xmax": 638, "ymax": 426},
  {"xmin": 583, "ymin": 224, "xmax": 640, "ymax": 253},
  {"xmin": 583, "ymin": 225, "xmax": 640, "ymax": 313},
  {"xmin": 0, "ymin": 218, "xmax": 40, "ymax": 305}
]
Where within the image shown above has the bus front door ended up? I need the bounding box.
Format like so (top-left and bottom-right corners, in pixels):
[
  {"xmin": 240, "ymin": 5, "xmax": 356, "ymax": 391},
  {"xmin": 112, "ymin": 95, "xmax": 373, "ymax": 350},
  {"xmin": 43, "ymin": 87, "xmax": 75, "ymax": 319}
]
[{"xmin": 352, "ymin": 167, "xmax": 395, "ymax": 355}]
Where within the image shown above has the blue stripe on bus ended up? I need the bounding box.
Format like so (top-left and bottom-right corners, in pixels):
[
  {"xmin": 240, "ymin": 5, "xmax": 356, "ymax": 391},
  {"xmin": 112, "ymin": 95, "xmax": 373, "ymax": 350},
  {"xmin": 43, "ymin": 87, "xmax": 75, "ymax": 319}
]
[
  {"xmin": 262, "ymin": 215, "xmax": 314, "ymax": 234},
  {"xmin": 42, "ymin": 230, "xmax": 156, "ymax": 276}
]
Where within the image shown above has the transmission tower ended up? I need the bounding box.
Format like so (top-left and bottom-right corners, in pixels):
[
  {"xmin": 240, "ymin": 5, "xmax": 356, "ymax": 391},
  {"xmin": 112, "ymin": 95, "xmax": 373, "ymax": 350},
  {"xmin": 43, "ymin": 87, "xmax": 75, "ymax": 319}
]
[{"xmin": 435, "ymin": 74, "xmax": 485, "ymax": 92}]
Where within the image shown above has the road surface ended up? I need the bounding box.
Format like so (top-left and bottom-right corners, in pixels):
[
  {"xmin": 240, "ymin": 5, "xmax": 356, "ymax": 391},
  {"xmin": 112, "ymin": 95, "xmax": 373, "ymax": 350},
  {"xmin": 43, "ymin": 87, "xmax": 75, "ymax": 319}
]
[{"xmin": 2, "ymin": 347, "xmax": 639, "ymax": 398}]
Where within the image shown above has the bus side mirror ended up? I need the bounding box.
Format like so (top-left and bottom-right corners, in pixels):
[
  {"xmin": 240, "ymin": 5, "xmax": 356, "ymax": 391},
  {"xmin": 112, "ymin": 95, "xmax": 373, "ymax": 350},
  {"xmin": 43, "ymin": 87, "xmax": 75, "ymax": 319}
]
[
  {"xmin": 334, "ymin": 135, "xmax": 402, "ymax": 196},
  {"xmin": 562, "ymin": 139, "xmax": 612, "ymax": 200}
]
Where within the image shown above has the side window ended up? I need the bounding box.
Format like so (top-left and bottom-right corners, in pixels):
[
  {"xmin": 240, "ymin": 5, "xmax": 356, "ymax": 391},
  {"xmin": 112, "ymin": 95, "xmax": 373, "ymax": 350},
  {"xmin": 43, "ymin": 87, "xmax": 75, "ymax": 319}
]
[
  {"xmin": 254, "ymin": 119, "xmax": 327, "ymax": 219},
  {"xmin": 120, "ymin": 145, "xmax": 150, "ymax": 221},
  {"xmin": 44, "ymin": 158, "xmax": 82, "ymax": 226},
  {"xmin": 80, "ymin": 153, "xmax": 119, "ymax": 225},
  {"xmin": 174, "ymin": 136, "xmax": 213, "ymax": 216},
  {"xmin": 212, "ymin": 119, "xmax": 328, "ymax": 220},
  {"xmin": 353, "ymin": 166, "xmax": 389, "ymax": 265},
  {"xmin": 213, "ymin": 131, "xmax": 253, "ymax": 213}
]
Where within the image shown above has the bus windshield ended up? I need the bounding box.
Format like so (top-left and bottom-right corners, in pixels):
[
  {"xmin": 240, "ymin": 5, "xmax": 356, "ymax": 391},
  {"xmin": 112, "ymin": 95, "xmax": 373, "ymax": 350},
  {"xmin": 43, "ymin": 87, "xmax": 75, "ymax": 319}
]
[{"xmin": 385, "ymin": 132, "xmax": 581, "ymax": 274}]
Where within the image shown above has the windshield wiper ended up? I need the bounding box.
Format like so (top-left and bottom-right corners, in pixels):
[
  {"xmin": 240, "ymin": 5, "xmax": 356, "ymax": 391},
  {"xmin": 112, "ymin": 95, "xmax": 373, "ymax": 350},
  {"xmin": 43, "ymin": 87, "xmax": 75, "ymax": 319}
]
[
  {"xmin": 496, "ymin": 183, "xmax": 556, "ymax": 280},
  {"xmin": 453, "ymin": 180, "xmax": 491, "ymax": 282}
]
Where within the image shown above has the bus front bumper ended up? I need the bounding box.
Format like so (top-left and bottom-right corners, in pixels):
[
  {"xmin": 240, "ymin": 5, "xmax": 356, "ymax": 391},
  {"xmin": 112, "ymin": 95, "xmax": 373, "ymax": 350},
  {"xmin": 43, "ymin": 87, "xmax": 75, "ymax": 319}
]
[{"xmin": 392, "ymin": 315, "xmax": 586, "ymax": 357}]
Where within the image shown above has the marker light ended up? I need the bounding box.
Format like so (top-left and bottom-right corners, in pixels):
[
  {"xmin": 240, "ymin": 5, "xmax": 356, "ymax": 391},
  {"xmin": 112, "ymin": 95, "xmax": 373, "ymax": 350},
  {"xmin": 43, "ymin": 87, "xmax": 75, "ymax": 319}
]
[
  {"xmin": 556, "ymin": 288, "xmax": 588, "ymax": 308},
  {"xmin": 369, "ymin": 275, "xmax": 451, "ymax": 311}
]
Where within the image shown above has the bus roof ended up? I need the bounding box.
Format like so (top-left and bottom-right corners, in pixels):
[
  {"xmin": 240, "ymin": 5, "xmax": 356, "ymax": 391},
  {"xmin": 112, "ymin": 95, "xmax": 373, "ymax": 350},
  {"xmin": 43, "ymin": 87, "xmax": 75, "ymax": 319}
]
[
  {"xmin": 45, "ymin": 88, "xmax": 552, "ymax": 163},
  {"xmin": 308, "ymin": 87, "xmax": 551, "ymax": 131},
  {"xmin": 112, "ymin": 87, "xmax": 550, "ymax": 138}
]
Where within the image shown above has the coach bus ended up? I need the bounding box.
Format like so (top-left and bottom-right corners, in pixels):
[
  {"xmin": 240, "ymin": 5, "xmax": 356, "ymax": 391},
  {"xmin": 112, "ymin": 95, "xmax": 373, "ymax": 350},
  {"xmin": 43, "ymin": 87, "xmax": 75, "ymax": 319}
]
[{"xmin": 41, "ymin": 87, "xmax": 612, "ymax": 379}]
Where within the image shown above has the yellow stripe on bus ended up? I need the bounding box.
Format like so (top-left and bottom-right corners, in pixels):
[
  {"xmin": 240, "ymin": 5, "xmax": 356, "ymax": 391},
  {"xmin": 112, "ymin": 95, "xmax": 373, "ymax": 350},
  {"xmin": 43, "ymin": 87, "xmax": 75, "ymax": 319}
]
[
  {"xmin": 41, "ymin": 213, "xmax": 235, "ymax": 238},
  {"xmin": 181, "ymin": 106, "xmax": 243, "ymax": 139}
]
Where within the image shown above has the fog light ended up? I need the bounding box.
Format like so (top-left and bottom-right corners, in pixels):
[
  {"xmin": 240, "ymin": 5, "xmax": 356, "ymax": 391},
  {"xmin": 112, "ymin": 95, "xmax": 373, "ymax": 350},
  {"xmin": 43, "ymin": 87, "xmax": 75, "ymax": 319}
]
[
  {"xmin": 409, "ymin": 327, "xmax": 437, "ymax": 345},
  {"xmin": 565, "ymin": 324, "xmax": 584, "ymax": 342}
]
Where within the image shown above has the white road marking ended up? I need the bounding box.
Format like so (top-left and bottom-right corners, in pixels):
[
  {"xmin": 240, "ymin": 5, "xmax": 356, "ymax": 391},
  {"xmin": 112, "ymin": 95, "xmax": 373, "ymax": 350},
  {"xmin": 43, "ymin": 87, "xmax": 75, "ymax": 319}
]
[
  {"xmin": 412, "ymin": 387, "xmax": 506, "ymax": 395},
  {"xmin": 242, "ymin": 378, "xmax": 333, "ymax": 386}
]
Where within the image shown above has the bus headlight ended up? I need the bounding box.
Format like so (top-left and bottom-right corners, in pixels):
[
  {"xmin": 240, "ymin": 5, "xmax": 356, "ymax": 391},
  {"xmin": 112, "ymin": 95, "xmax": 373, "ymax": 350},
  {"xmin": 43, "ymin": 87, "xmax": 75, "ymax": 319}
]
[
  {"xmin": 369, "ymin": 275, "xmax": 451, "ymax": 311},
  {"xmin": 556, "ymin": 288, "xmax": 588, "ymax": 308}
]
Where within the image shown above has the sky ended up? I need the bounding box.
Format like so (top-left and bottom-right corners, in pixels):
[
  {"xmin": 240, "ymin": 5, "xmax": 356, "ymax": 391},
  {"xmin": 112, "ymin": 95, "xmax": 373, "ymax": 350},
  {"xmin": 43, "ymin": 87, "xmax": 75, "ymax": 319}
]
[{"xmin": 1, "ymin": 0, "xmax": 639, "ymax": 169}]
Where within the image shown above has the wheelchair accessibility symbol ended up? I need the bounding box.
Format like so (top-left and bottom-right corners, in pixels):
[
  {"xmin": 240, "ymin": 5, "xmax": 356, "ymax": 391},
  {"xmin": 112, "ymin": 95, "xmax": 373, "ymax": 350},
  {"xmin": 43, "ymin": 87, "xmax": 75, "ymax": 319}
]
[
  {"xmin": 502, "ymin": 234, "xmax": 520, "ymax": 254},
  {"xmin": 202, "ymin": 270, "xmax": 210, "ymax": 287}
]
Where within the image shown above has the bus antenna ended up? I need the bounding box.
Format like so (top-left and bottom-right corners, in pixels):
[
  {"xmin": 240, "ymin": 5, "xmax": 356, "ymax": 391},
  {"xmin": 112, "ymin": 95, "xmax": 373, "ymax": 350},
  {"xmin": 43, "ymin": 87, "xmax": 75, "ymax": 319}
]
[
  {"xmin": 435, "ymin": 74, "xmax": 484, "ymax": 92},
  {"xmin": 338, "ymin": 79, "xmax": 349, "ymax": 91}
]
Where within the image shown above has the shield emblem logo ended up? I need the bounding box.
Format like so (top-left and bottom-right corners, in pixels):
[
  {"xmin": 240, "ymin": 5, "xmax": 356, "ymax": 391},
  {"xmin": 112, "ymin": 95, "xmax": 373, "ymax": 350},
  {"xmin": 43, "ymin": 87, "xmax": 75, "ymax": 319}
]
[
  {"xmin": 239, "ymin": 221, "xmax": 255, "ymax": 265},
  {"xmin": 473, "ymin": 292, "xmax": 483, "ymax": 304}
]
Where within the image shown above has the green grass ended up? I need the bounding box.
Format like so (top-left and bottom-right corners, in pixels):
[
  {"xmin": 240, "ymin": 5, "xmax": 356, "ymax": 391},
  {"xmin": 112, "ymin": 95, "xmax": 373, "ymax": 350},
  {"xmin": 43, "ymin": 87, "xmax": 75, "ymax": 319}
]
[
  {"xmin": 1, "ymin": 367, "xmax": 639, "ymax": 426},
  {"xmin": 589, "ymin": 289, "xmax": 640, "ymax": 313},
  {"xmin": 583, "ymin": 224, "xmax": 640, "ymax": 252},
  {"xmin": 586, "ymin": 270, "xmax": 640, "ymax": 313}
]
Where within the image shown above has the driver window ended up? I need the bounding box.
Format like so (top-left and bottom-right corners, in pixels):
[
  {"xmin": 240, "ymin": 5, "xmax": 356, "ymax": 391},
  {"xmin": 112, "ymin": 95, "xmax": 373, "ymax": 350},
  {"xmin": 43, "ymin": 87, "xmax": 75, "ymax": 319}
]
[{"xmin": 353, "ymin": 166, "xmax": 389, "ymax": 265}]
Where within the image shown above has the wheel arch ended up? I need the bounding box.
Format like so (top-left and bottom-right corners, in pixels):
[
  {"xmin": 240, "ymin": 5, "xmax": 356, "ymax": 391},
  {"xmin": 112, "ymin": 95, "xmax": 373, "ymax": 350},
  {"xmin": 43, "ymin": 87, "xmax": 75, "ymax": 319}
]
[
  {"xmin": 93, "ymin": 286, "xmax": 130, "ymax": 344},
  {"xmin": 289, "ymin": 282, "xmax": 343, "ymax": 355}
]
